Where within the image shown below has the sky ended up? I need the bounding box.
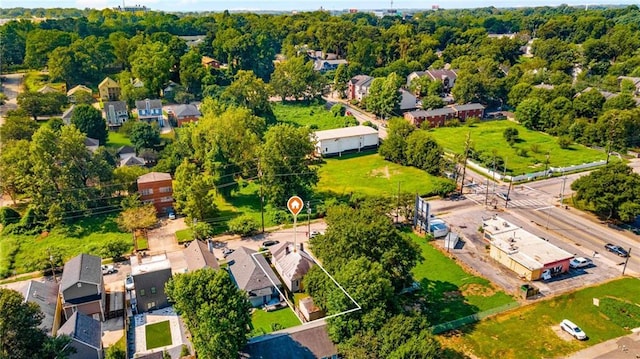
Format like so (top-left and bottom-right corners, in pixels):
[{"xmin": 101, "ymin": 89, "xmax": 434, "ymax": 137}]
[{"xmin": 4, "ymin": 0, "xmax": 640, "ymax": 11}]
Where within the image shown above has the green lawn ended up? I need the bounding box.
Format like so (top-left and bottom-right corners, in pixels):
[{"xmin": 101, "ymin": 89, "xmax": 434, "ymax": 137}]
[
  {"xmin": 273, "ymin": 102, "xmax": 348, "ymax": 130},
  {"xmin": 251, "ymin": 307, "xmax": 301, "ymax": 336},
  {"xmin": 317, "ymin": 152, "xmax": 455, "ymax": 197},
  {"xmin": 107, "ymin": 131, "xmax": 132, "ymax": 148},
  {"xmin": 410, "ymin": 234, "xmax": 515, "ymax": 324},
  {"xmin": 145, "ymin": 320, "xmax": 172, "ymax": 349},
  {"xmin": 450, "ymin": 277, "xmax": 640, "ymax": 359},
  {"xmin": 23, "ymin": 71, "xmax": 66, "ymax": 92},
  {"xmin": 0, "ymin": 214, "xmax": 131, "ymax": 277},
  {"xmin": 429, "ymin": 120, "xmax": 607, "ymax": 175}
]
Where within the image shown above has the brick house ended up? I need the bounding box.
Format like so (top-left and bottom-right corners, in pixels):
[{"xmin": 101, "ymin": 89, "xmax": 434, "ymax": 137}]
[
  {"xmin": 59, "ymin": 253, "xmax": 105, "ymax": 321},
  {"xmin": 137, "ymin": 172, "xmax": 173, "ymax": 214},
  {"xmin": 452, "ymin": 103, "xmax": 485, "ymax": 120},
  {"xmin": 348, "ymin": 75, "xmax": 374, "ymax": 101},
  {"xmin": 404, "ymin": 108, "xmax": 455, "ymax": 128},
  {"xmin": 98, "ymin": 77, "xmax": 121, "ymax": 101},
  {"xmin": 174, "ymin": 104, "xmax": 201, "ymax": 127}
]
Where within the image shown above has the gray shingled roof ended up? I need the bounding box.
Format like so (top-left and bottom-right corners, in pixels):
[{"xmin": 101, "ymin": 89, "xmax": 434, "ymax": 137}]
[
  {"xmin": 57, "ymin": 312, "xmax": 102, "ymax": 349},
  {"xmin": 104, "ymin": 101, "xmax": 127, "ymax": 113},
  {"xmin": 227, "ymin": 247, "xmax": 280, "ymax": 293},
  {"xmin": 399, "ymin": 89, "xmax": 418, "ymax": 111},
  {"xmin": 120, "ymin": 156, "xmax": 145, "ymax": 167},
  {"xmin": 25, "ymin": 280, "xmax": 59, "ymax": 335},
  {"xmin": 60, "ymin": 253, "xmax": 102, "ymax": 292},
  {"xmin": 241, "ymin": 322, "xmax": 338, "ymax": 359},
  {"xmin": 174, "ymin": 104, "xmax": 201, "ymax": 118},
  {"xmin": 184, "ymin": 240, "xmax": 220, "ymax": 271},
  {"xmin": 135, "ymin": 99, "xmax": 162, "ymax": 111},
  {"xmin": 407, "ymin": 108, "xmax": 455, "ymax": 118},
  {"xmin": 452, "ymin": 103, "xmax": 485, "ymax": 112},
  {"xmin": 270, "ymin": 242, "xmax": 315, "ymax": 283},
  {"xmin": 426, "ymin": 69, "xmax": 457, "ymax": 80},
  {"xmin": 84, "ymin": 137, "xmax": 100, "ymax": 147}
]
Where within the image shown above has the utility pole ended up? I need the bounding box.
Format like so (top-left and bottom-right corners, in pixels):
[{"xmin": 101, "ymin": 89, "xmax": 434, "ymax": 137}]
[
  {"xmin": 258, "ymin": 162, "xmax": 265, "ymax": 233},
  {"xmin": 47, "ymin": 248, "xmax": 58, "ymax": 283},
  {"xmin": 505, "ymin": 178, "xmax": 513, "ymax": 209},
  {"xmin": 560, "ymin": 174, "xmax": 567, "ymax": 206},
  {"xmin": 622, "ymin": 248, "xmax": 632, "ymax": 276},
  {"xmin": 307, "ymin": 201, "xmax": 311, "ymax": 237},
  {"xmin": 459, "ymin": 132, "xmax": 471, "ymax": 195},
  {"xmin": 484, "ymin": 178, "xmax": 490, "ymax": 206},
  {"xmin": 396, "ymin": 181, "xmax": 401, "ymax": 223}
]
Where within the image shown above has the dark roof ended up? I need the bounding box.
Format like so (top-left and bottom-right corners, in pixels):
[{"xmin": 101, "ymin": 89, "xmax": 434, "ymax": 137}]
[
  {"xmin": 136, "ymin": 353, "xmax": 164, "ymax": 359},
  {"xmin": 407, "ymin": 108, "xmax": 455, "ymax": 118},
  {"xmin": 60, "ymin": 253, "xmax": 102, "ymax": 292},
  {"xmin": 57, "ymin": 312, "xmax": 102, "ymax": 350},
  {"xmin": 227, "ymin": 247, "xmax": 280, "ymax": 293},
  {"xmin": 184, "ymin": 240, "xmax": 220, "ymax": 271},
  {"xmin": 241, "ymin": 322, "xmax": 338, "ymax": 359},
  {"xmin": 117, "ymin": 146, "xmax": 135, "ymax": 155},
  {"xmin": 103, "ymin": 101, "xmax": 127, "ymax": 113},
  {"xmin": 353, "ymin": 75, "xmax": 374, "ymax": 87},
  {"xmin": 84, "ymin": 137, "xmax": 99, "ymax": 147},
  {"xmin": 25, "ymin": 280, "xmax": 59, "ymax": 335},
  {"xmin": 174, "ymin": 104, "xmax": 201, "ymax": 118},
  {"xmin": 426, "ymin": 69, "xmax": 457, "ymax": 80},
  {"xmin": 135, "ymin": 99, "xmax": 163, "ymax": 110},
  {"xmin": 452, "ymin": 103, "xmax": 485, "ymax": 112}
]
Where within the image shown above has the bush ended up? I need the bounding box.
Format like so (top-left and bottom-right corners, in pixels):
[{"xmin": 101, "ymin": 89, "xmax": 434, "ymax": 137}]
[
  {"xmin": 344, "ymin": 116, "xmax": 358, "ymax": 127},
  {"xmin": 0, "ymin": 207, "xmax": 21, "ymax": 227},
  {"xmin": 558, "ymin": 136, "xmax": 572, "ymax": 149},
  {"xmin": 465, "ymin": 117, "xmax": 481, "ymax": 126},
  {"xmin": 445, "ymin": 119, "xmax": 461, "ymax": 127},
  {"xmin": 268, "ymin": 209, "xmax": 290, "ymax": 224},
  {"xmin": 100, "ymin": 239, "xmax": 131, "ymax": 260},
  {"xmin": 516, "ymin": 148, "xmax": 529, "ymax": 157},
  {"xmin": 308, "ymin": 124, "xmax": 319, "ymax": 130},
  {"xmin": 228, "ymin": 215, "xmax": 259, "ymax": 236},
  {"xmin": 503, "ymin": 127, "xmax": 519, "ymax": 146},
  {"xmin": 529, "ymin": 143, "xmax": 542, "ymax": 154},
  {"xmin": 362, "ymin": 120, "xmax": 378, "ymax": 130},
  {"xmin": 330, "ymin": 103, "xmax": 345, "ymax": 117}
]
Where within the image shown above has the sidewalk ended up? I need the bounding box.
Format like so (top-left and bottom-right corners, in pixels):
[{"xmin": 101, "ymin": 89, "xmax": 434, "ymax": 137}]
[{"xmin": 566, "ymin": 330, "xmax": 640, "ymax": 359}]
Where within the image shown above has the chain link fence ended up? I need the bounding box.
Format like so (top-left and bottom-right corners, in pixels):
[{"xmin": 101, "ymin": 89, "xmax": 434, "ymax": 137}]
[{"xmin": 430, "ymin": 301, "xmax": 521, "ymax": 334}]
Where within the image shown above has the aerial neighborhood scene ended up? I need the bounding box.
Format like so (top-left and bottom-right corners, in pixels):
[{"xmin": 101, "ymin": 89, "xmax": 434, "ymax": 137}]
[{"xmin": 3, "ymin": 0, "xmax": 640, "ymax": 358}]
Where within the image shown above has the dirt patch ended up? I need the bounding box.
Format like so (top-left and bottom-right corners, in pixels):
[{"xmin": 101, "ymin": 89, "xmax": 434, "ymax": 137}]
[
  {"xmin": 552, "ymin": 325, "xmax": 575, "ymax": 341},
  {"xmin": 461, "ymin": 283, "xmax": 497, "ymax": 297},
  {"xmin": 370, "ymin": 166, "xmax": 391, "ymax": 179},
  {"xmin": 443, "ymin": 290, "xmax": 463, "ymax": 301}
]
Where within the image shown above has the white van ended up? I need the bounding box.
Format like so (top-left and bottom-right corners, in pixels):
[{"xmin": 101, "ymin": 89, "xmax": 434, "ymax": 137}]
[
  {"xmin": 560, "ymin": 319, "xmax": 587, "ymax": 340},
  {"xmin": 429, "ymin": 219, "xmax": 449, "ymax": 238}
]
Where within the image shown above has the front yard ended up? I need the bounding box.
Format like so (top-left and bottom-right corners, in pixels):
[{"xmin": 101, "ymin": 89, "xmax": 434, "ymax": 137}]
[
  {"xmin": 250, "ymin": 307, "xmax": 301, "ymax": 336},
  {"xmin": 441, "ymin": 277, "xmax": 640, "ymax": 359}
]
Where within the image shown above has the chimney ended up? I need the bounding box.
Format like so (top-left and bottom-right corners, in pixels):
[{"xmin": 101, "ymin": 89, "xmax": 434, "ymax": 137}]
[
  {"xmin": 207, "ymin": 240, "xmax": 213, "ymax": 253},
  {"xmin": 300, "ymin": 243, "xmax": 304, "ymax": 252}
]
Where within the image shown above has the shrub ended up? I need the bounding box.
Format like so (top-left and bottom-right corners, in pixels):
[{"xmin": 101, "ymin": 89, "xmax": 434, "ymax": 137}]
[
  {"xmin": 503, "ymin": 127, "xmax": 519, "ymax": 146},
  {"xmin": 308, "ymin": 124, "xmax": 319, "ymax": 130},
  {"xmin": 445, "ymin": 119, "xmax": 461, "ymax": 127},
  {"xmin": 529, "ymin": 143, "xmax": 542, "ymax": 154},
  {"xmin": 268, "ymin": 209, "xmax": 290, "ymax": 224},
  {"xmin": 465, "ymin": 117, "xmax": 481, "ymax": 126},
  {"xmin": 100, "ymin": 239, "xmax": 131, "ymax": 260},
  {"xmin": 344, "ymin": 116, "xmax": 358, "ymax": 127},
  {"xmin": 0, "ymin": 207, "xmax": 21, "ymax": 227},
  {"xmin": 558, "ymin": 136, "xmax": 572, "ymax": 149},
  {"xmin": 362, "ymin": 120, "xmax": 378, "ymax": 130},
  {"xmin": 228, "ymin": 215, "xmax": 259, "ymax": 237},
  {"xmin": 516, "ymin": 148, "xmax": 529, "ymax": 157},
  {"xmin": 330, "ymin": 103, "xmax": 345, "ymax": 117}
]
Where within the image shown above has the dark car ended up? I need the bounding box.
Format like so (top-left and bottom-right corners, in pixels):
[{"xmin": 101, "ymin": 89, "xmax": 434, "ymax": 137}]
[
  {"xmin": 262, "ymin": 240, "xmax": 280, "ymax": 247},
  {"xmin": 604, "ymin": 243, "xmax": 629, "ymax": 257},
  {"xmin": 497, "ymin": 192, "xmax": 510, "ymax": 201}
]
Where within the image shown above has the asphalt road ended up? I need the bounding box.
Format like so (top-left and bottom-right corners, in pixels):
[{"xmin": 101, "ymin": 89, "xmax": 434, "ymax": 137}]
[{"xmin": 0, "ymin": 73, "xmax": 24, "ymax": 125}]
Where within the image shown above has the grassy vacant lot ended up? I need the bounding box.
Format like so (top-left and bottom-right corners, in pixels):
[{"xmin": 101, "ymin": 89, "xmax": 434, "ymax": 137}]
[
  {"xmin": 443, "ymin": 277, "xmax": 640, "ymax": 359},
  {"xmin": 273, "ymin": 102, "xmax": 347, "ymax": 130},
  {"xmin": 411, "ymin": 234, "xmax": 516, "ymax": 324},
  {"xmin": 317, "ymin": 152, "xmax": 454, "ymax": 198},
  {"xmin": 23, "ymin": 71, "xmax": 66, "ymax": 92},
  {"xmin": 0, "ymin": 214, "xmax": 131, "ymax": 277},
  {"xmin": 145, "ymin": 320, "xmax": 172, "ymax": 349},
  {"xmin": 107, "ymin": 131, "xmax": 132, "ymax": 148},
  {"xmin": 251, "ymin": 307, "xmax": 301, "ymax": 336},
  {"xmin": 429, "ymin": 120, "xmax": 606, "ymax": 175}
]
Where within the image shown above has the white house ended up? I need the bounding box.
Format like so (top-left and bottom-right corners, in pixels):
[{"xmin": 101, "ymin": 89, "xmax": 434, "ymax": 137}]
[
  {"xmin": 314, "ymin": 126, "xmax": 379, "ymax": 157},
  {"xmin": 269, "ymin": 242, "xmax": 315, "ymax": 293}
]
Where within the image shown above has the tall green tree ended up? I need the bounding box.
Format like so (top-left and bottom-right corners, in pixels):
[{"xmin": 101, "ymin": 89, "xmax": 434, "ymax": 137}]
[
  {"xmin": 261, "ymin": 124, "xmax": 318, "ymax": 206},
  {"xmin": 70, "ymin": 104, "xmax": 108, "ymax": 145},
  {"xmin": 0, "ymin": 111, "xmax": 39, "ymax": 143},
  {"xmin": 166, "ymin": 269, "xmax": 252, "ymax": 359},
  {"xmin": 17, "ymin": 92, "xmax": 67, "ymax": 121},
  {"xmin": 0, "ymin": 140, "xmax": 31, "ymax": 204},
  {"xmin": 379, "ymin": 117, "xmax": 414, "ymax": 164},
  {"xmin": 24, "ymin": 29, "xmax": 74, "ymax": 68},
  {"xmin": 221, "ymin": 70, "xmax": 273, "ymax": 118},
  {"xmin": 334, "ymin": 63, "xmax": 350, "ymax": 99},
  {"xmin": 270, "ymin": 56, "xmax": 326, "ymax": 101},
  {"xmin": 173, "ymin": 160, "xmax": 218, "ymax": 223},
  {"xmin": 405, "ymin": 130, "xmax": 444, "ymax": 175},
  {"xmin": 515, "ymin": 97, "xmax": 545, "ymax": 130},
  {"xmin": 365, "ymin": 73, "xmax": 402, "ymax": 119},
  {"xmin": 129, "ymin": 122, "xmax": 161, "ymax": 152},
  {"xmin": 179, "ymin": 48, "xmax": 207, "ymax": 97},
  {"xmin": 130, "ymin": 41, "xmax": 172, "ymax": 96}
]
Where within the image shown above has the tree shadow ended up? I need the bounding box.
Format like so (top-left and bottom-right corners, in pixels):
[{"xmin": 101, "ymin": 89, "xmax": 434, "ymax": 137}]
[{"xmin": 419, "ymin": 278, "xmax": 481, "ymax": 325}]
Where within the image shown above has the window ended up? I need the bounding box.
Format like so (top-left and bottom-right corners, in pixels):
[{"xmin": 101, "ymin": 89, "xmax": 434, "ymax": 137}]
[
  {"xmin": 140, "ymin": 188, "xmax": 153, "ymax": 195},
  {"xmin": 160, "ymin": 196, "xmax": 173, "ymax": 203},
  {"xmin": 159, "ymin": 186, "xmax": 172, "ymax": 193},
  {"xmin": 147, "ymin": 302, "xmax": 155, "ymax": 310},
  {"xmin": 139, "ymin": 289, "xmax": 145, "ymax": 296},
  {"xmin": 151, "ymin": 287, "xmax": 157, "ymax": 294}
]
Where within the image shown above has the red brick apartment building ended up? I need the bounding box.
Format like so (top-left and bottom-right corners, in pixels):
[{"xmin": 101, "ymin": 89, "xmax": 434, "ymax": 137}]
[{"xmin": 137, "ymin": 172, "xmax": 173, "ymax": 214}]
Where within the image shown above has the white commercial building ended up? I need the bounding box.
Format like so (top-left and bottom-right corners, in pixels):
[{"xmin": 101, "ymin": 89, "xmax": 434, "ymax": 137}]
[{"xmin": 313, "ymin": 126, "xmax": 379, "ymax": 157}]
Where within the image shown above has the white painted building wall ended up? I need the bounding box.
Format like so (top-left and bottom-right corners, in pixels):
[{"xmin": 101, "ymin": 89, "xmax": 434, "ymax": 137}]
[{"xmin": 314, "ymin": 126, "xmax": 379, "ymax": 157}]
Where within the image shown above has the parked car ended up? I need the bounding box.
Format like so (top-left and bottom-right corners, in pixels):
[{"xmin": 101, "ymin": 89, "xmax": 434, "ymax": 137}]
[
  {"xmin": 222, "ymin": 248, "xmax": 235, "ymax": 258},
  {"xmin": 262, "ymin": 240, "xmax": 280, "ymax": 247},
  {"xmin": 604, "ymin": 243, "xmax": 629, "ymax": 257},
  {"xmin": 168, "ymin": 209, "xmax": 176, "ymax": 220},
  {"xmin": 569, "ymin": 257, "xmax": 593, "ymax": 269},
  {"xmin": 310, "ymin": 230, "xmax": 323, "ymax": 238},
  {"xmin": 101, "ymin": 265, "xmax": 116, "ymax": 275},
  {"xmin": 125, "ymin": 275, "xmax": 135, "ymax": 291},
  {"xmin": 560, "ymin": 319, "xmax": 587, "ymax": 340},
  {"xmin": 497, "ymin": 192, "xmax": 510, "ymax": 201}
]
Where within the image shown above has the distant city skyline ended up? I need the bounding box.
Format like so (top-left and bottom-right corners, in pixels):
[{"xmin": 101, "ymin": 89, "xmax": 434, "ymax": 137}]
[{"xmin": 4, "ymin": 0, "xmax": 639, "ymax": 11}]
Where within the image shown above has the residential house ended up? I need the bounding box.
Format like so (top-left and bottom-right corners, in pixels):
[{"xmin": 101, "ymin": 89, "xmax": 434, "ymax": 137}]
[
  {"xmin": 406, "ymin": 70, "xmax": 427, "ymax": 87},
  {"xmin": 98, "ymin": 77, "xmax": 121, "ymax": 101},
  {"xmin": 116, "ymin": 145, "xmax": 145, "ymax": 167},
  {"xmin": 137, "ymin": 172, "xmax": 173, "ymax": 214},
  {"xmin": 314, "ymin": 126, "xmax": 379, "ymax": 157},
  {"xmin": 313, "ymin": 59, "xmax": 348, "ymax": 72},
  {"xmin": 59, "ymin": 253, "xmax": 105, "ymax": 321},
  {"xmin": 424, "ymin": 69, "xmax": 458, "ymax": 92},
  {"xmin": 227, "ymin": 247, "xmax": 281, "ymax": 307},
  {"xmin": 404, "ymin": 108, "xmax": 455, "ymax": 128},
  {"xmin": 240, "ymin": 321, "xmax": 338, "ymax": 359},
  {"xmin": 57, "ymin": 312, "xmax": 103, "ymax": 359},
  {"xmin": 84, "ymin": 137, "xmax": 100, "ymax": 152},
  {"xmin": 617, "ymin": 76, "xmax": 640, "ymax": 95},
  {"xmin": 174, "ymin": 104, "xmax": 201, "ymax": 127},
  {"xmin": 298, "ymin": 297, "xmax": 324, "ymax": 322},
  {"xmin": 347, "ymin": 75, "xmax": 374, "ymax": 101},
  {"xmin": 398, "ymin": 89, "xmax": 419, "ymax": 113},
  {"xmin": 451, "ymin": 103, "xmax": 485, "ymax": 120},
  {"xmin": 66, "ymin": 85, "xmax": 92, "ymax": 103},
  {"xmin": 178, "ymin": 35, "xmax": 206, "ymax": 48},
  {"xmin": 135, "ymin": 99, "xmax": 164, "ymax": 127},
  {"xmin": 132, "ymin": 78, "xmax": 145, "ymax": 88},
  {"xmin": 103, "ymin": 101, "xmax": 128, "ymax": 128},
  {"xmin": 162, "ymin": 81, "xmax": 179, "ymax": 100},
  {"xmin": 269, "ymin": 242, "xmax": 315, "ymax": 293},
  {"xmin": 62, "ymin": 105, "xmax": 75, "ymax": 125},
  {"xmin": 183, "ymin": 240, "xmax": 220, "ymax": 272},
  {"xmin": 38, "ymin": 85, "xmax": 61, "ymax": 94},
  {"xmin": 131, "ymin": 253, "xmax": 172, "ymax": 313},
  {"xmin": 576, "ymin": 87, "xmax": 618, "ymax": 100},
  {"xmin": 202, "ymin": 56, "xmax": 223, "ymax": 69},
  {"xmin": 25, "ymin": 280, "xmax": 62, "ymax": 336}
]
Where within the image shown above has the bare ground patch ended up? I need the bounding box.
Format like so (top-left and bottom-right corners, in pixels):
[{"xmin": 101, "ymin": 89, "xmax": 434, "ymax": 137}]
[
  {"xmin": 370, "ymin": 166, "xmax": 391, "ymax": 179},
  {"xmin": 461, "ymin": 283, "xmax": 498, "ymax": 297}
]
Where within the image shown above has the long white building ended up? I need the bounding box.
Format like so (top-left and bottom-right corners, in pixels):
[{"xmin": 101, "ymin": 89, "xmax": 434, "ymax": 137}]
[{"xmin": 314, "ymin": 126, "xmax": 379, "ymax": 157}]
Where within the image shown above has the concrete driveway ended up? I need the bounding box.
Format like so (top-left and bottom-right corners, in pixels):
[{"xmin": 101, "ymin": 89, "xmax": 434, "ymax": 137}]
[{"xmin": 0, "ymin": 72, "xmax": 24, "ymax": 125}]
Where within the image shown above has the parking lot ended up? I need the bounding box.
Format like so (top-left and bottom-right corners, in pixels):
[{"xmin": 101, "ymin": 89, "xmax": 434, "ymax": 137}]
[{"xmin": 429, "ymin": 198, "xmax": 626, "ymax": 299}]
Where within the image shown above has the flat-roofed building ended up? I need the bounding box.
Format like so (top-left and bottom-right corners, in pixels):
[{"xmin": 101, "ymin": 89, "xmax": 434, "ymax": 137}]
[
  {"xmin": 314, "ymin": 126, "xmax": 379, "ymax": 157},
  {"xmin": 131, "ymin": 254, "xmax": 172, "ymax": 313},
  {"xmin": 482, "ymin": 216, "xmax": 574, "ymax": 281}
]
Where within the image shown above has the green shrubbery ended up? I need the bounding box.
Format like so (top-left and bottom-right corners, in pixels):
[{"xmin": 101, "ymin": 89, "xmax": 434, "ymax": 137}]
[
  {"xmin": 228, "ymin": 215, "xmax": 259, "ymax": 237},
  {"xmin": 599, "ymin": 297, "xmax": 640, "ymax": 329}
]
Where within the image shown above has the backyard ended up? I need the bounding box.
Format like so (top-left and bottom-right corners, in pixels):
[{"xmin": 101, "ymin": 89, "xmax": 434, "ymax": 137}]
[
  {"xmin": 441, "ymin": 277, "xmax": 640, "ymax": 359},
  {"xmin": 107, "ymin": 131, "xmax": 133, "ymax": 148},
  {"xmin": 0, "ymin": 214, "xmax": 131, "ymax": 277},
  {"xmin": 411, "ymin": 234, "xmax": 516, "ymax": 325},
  {"xmin": 273, "ymin": 101, "xmax": 349, "ymax": 130},
  {"xmin": 145, "ymin": 320, "xmax": 172, "ymax": 350},
  {"xmin": 429, "ymin": 120, "xmax": 607, "ymax": 175},
  {"xmin": 251, "ymin": 307, "xmax": 301, "ymax": 336}
]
